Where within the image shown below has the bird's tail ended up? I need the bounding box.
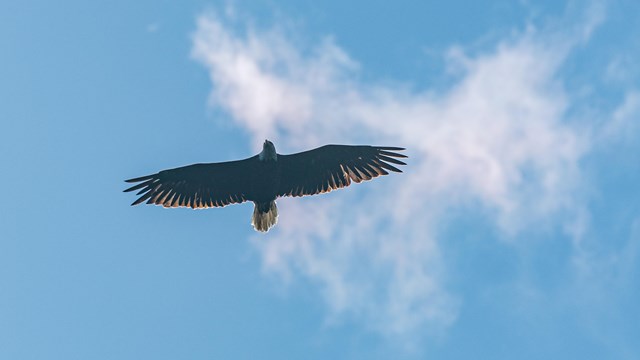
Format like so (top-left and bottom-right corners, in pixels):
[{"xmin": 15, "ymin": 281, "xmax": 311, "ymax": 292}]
[{"xmin": 252, "ymin": 201, "xmax": 278, "ymax": 232}]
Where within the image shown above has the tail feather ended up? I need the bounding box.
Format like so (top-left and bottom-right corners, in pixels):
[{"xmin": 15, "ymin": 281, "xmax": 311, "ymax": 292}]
[{"xmin": 252, "ymin": 201, "xmax": 278, "ymax": 232}]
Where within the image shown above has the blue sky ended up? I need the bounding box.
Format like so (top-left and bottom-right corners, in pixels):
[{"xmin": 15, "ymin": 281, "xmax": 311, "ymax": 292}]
[{"xmin": 1, "ymin": 0, "xmax": 639, "ymax": 358}]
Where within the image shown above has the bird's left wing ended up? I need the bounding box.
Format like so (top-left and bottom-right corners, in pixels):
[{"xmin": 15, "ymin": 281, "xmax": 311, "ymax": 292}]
[
  {"xmin": 124, "ymin": 156, "xmax": 258, "ymax": 209},
  {"xmin": 277, "ymin": 145, "xmax": 406, "ymax": 197}
]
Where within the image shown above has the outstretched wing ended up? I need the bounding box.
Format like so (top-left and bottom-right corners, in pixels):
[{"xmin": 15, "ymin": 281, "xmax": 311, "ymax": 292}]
[
  {"xmin": 124, "ymin": 156, "xmax": 259, "ymax": 209},
  {"xmin": 277, "ymin": 145, "xmax": 406, "ymax": 197}
]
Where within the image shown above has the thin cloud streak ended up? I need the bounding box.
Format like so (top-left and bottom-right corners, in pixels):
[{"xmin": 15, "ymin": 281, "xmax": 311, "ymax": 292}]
[{"xmin": 191, "ymin": 9, "xmax": 594, "ymax": 337}]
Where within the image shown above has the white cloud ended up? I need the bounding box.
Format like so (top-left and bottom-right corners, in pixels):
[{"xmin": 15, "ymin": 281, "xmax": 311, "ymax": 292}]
[{"xmin": 191, "ymin": 10, "xmax": 593, "ymax": 337}]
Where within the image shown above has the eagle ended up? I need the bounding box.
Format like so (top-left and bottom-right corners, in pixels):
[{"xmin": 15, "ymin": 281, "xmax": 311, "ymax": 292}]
[{"xmin": 124, "ymin": 140, "xmax": 406, "ymax": 232}]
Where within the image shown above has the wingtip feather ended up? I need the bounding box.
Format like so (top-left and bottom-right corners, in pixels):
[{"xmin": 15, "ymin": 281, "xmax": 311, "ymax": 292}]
[
  {"xmin": 377, "ymin": 161, "xmax": 402, "ymax": 173},
  {"xmin": 378, "ymin": 150, "xmax": 408, "ymax": 158},
  {"xmin": 378, "ymin": 146, "xmax": 405, "ymax": 151},
  {"xmin": 124, "ymin": 174, "xmax": 155, "ymax": 183},
  {"xmin": 377, "ymin": 154, "xmax": 407, "ymax": 166},
  {"xmin": 123, "ymin": 179, "xmax": 155, "ymax": 193}
]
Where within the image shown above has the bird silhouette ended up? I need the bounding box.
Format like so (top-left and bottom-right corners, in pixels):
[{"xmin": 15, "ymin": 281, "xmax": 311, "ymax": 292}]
[{"xmin": 124, "ymin": 140, "xmax": 406, "ymax": 232}]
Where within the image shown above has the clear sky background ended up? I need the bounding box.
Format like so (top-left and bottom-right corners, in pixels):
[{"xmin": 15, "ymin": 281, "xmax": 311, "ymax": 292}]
[{"xmin": 1, "ymin": 0, "xmax": 639, "ymax": 359}]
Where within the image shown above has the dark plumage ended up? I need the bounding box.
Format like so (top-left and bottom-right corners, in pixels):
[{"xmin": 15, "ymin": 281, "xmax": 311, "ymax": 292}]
[{"xmin": 124, "ymin": 140, "xmax": 406, "ymax": 232}]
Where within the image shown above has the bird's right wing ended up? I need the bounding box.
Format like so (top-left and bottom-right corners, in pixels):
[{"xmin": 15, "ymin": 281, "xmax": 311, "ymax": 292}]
[
  {"xmin": 277, "ymin": 145, "xmax": 406, "ymax": 197},
  {"xmin": 124, "ymin": 156, "xmax": 258, "ymax": 209}
]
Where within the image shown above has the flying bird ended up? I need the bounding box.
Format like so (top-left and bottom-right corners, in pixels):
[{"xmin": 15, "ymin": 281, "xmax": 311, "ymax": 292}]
[{"xmin": 124, "ymin": 140, "xmax": 407, "ymax": 232}]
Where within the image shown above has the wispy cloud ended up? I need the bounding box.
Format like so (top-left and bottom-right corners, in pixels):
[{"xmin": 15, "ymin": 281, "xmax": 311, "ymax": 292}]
[
  {"xmin": 601, "ymin": 90, "xmax": 640, "ymax": 142},
  {"xmin": 191, "ymin": 6, "xmax": 606, "ymax": 338},
  {"xmin": 146, "ymin": 22, "xmax": 160, "ymax": 33}
]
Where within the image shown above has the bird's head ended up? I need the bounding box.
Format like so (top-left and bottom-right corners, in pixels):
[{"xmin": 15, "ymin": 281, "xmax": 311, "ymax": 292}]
[{"xmin": 259, "ymin": 139, "xmax": 277, "ymax": 161}]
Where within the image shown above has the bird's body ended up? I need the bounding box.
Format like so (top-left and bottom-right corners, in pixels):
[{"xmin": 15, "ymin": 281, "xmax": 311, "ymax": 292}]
[{"xmin": 124, "ymin": 140, "xmax": 406, "ymax": 232}]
